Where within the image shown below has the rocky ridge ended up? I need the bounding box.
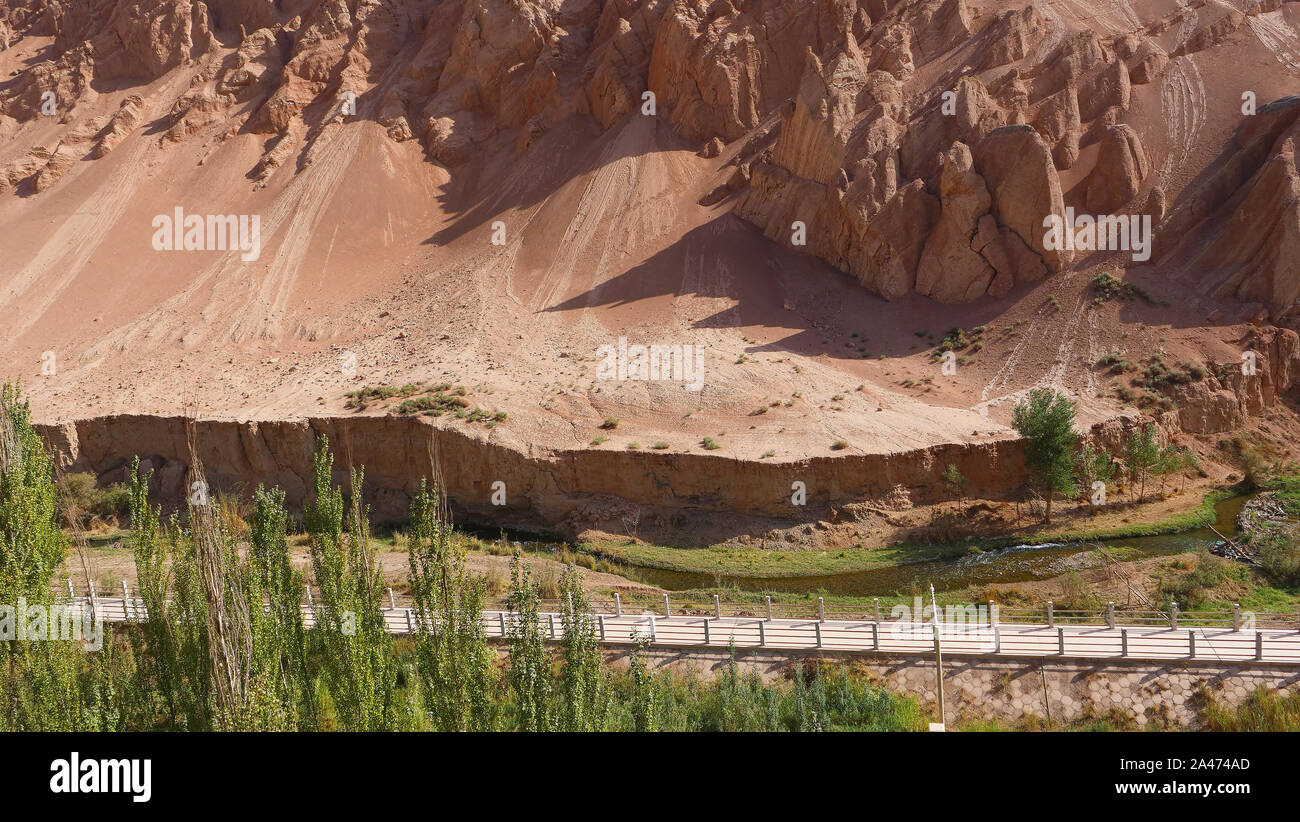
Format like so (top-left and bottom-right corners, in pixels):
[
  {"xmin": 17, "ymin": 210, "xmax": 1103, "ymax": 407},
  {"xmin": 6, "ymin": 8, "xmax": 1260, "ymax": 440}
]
[{"xmin": 1, "ymin": 0, "xmax": 1298, "ymax": 312}]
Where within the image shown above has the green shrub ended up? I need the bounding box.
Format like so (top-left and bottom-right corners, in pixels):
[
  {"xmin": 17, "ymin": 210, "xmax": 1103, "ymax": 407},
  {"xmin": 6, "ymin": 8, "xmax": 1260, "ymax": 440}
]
[
  {"xmin": 1255, "ymin": 527, "xmax": 1300, "ymax": 587},
  {"xmin": 57, "ymin": 472, "xmax": 131, "ymax": 527}
]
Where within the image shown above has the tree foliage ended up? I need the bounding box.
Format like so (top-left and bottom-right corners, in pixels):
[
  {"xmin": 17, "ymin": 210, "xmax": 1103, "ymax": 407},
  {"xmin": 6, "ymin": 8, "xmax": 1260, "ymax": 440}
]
[{"xmin": 1012, "ymin": 388, "xmax": 1079, "ymax": 523}]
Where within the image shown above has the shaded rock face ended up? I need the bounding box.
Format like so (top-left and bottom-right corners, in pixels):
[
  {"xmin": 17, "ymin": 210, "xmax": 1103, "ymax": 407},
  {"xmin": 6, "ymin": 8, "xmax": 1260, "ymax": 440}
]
[
  {"xmin": 0, "ymin": 0, "xmax": 1289, "ymax": 309},
  {"xmin": 972, "ymin": 125, "xmax": 1070, "ymax": 271},
  {"xmin": 1085, "ymin": 124, "xmax": 1148, "ymax": 214},
  {"xmin": 36, "ymin": 413, "xmax": 1028, "ymax": 539},
  {"xmin": 914, "ymin": 140, "xmax": 1043, "ymax": 302},
  {"xmin": 1162, "ymin": 96, "xmax": 1300, "ymax": 321},
  {"xmin": 916, "ymin": 142, "xmax": 996, "ymax": 302}
]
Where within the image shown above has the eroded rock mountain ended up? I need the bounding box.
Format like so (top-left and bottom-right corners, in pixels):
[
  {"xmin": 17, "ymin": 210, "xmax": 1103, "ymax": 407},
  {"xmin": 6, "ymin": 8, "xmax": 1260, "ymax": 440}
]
[{"xmin": 2, "ymin": 0, "xmax": 1298, "ymax": 317}]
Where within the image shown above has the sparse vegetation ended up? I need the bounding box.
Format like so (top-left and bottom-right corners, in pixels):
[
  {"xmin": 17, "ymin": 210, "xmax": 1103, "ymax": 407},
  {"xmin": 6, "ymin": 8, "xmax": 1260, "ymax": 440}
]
[
  {"xmin": 933, "ymin": 326, "xmax": 985, "ymax": 359},
  {"xmin": 57, "ymin": 472, "xmax": 130, "ymax": 529},
  {"xmin": 1131, "ymin": 355, "xmax": 1207, "ymax": 390},
  {"xmin": 1204, "ymin": 687, "xmax": 1300, "ymax": 732},
  {"xmin": 345, "ymin": 382, "xmax": 434, "ymax": 409},
  {"xmin": 1155, "ymin": 548, "xmax": 1237, "ymax": 609},
  {"xmin": 941, "ymin": 463, "xmax": 968, "ymax": 501},
  {"xmin": 1253, "ymin": 526, "xmax": 1300, "ymax": 588},
  {"xmin": 1090, "ymin": 270, "xmax": 1153, "ymax": 304}
]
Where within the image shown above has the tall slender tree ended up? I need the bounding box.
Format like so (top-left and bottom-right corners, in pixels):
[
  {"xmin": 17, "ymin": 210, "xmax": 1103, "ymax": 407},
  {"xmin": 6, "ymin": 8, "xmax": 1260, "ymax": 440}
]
[{"xmin": 1012, "ymin": 388, "xmax": 1079, "ymax": 524}]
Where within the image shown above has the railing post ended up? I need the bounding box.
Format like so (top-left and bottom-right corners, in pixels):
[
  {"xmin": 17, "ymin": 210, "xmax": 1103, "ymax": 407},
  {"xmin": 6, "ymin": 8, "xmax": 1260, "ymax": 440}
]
[
  {"xmin": 1121, "ymin": 628, "xmax": 1128, "ymax": 657},
  {"xmin": 818, "ymin": 597, "xmax": 825, "ymax": 622},
  {"xmin": 1255, "ymin": 631, "xmax": 1264, "ymax": 661},
  {"xmin": 765, "ymin": 595, "xmax": 772, "ymax": 621},
  {"xmin": 548, "ymin": 613, "xmax": 556, "ymax": 639},
  {"xmin": 1046, "ymin": 600, "xmax": 1054, "ymax": 628},
  {"xmin": 614, "ymin": 592, "xmax": 622, "ymax": 617},
  {"xmin": 873, "ymin": 598, "xmax": 881, "ymax": 623},
  {"xmin": 649, "ymin": 614, "xmax": 656, "ymax": 642},
  {"xmin": 121, "ymin": 581, "xmax": 131, "ymax": 621},
  {"xmin": 387, "ymin": 587, "xmax": 395, "ymax": 609},
  {"xmin": 703, "ymin": 617, "xmax": 710, "ymax": 645},
  {"xmin": 405, "ymin": 609, "xmax": 414, "ymax": 633},
  {"xmin": 815, "ymin": 621, "xmax": 822, "ymax": 648},
  {"xmin": 67, "ymin": 580, "xmax": 74, "ymax": 601},
  {"xmin": 1058, "ymin": 626, "xmax": 1065, "ymax": 655},
  {"xmin": 714, "ymin": 594, "xmax": 721, "ymax": 618},
  {"xmin": 993, "ymin": 625, "xmax": 1001, "ymax": 654},
  {"xmin": 1106, "ymin": 601, "xmax": 1116, "ymax": 630},
  {"xmin": 989, "ymin": 600, "xmax": 999, "ymax": 627},
  {"xmin": 759, "ymin": 619, "xmax": 766, "ymax": 646},
  {"xmin": 1188, "ymin": 629, "xmax": 1196, "ymax": 658},
  {"xmin": 1170, "ymin": 601, "xmax": 1178, "ymax": 629},
  {"xmin": 306, "ymin": 586, "xmax": 314, "ymax": 609},
  {"xmin": 871, "ymin": 622, "xmax": 879, "ymax": 651},
  {"xmin": 599, "ymin": 614, "xmax": 606, "ymax": 641},
  {"xmin": 1233, "ymin": 603, "xmax": 1242, "ymax": 632},
  {"xmin": 663, "ymin": 594, "xmax": 671, "ymax": 618},
  {"xmin": 499, "ymin": 612, "xmax": 507, "ymax": 636}
]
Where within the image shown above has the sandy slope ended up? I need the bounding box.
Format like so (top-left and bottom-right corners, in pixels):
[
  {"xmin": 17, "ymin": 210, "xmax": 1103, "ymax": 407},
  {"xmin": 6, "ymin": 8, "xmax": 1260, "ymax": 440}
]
[{"xmin": 0, "ymin": 0, "xmax": 1297, "ymax": 471}]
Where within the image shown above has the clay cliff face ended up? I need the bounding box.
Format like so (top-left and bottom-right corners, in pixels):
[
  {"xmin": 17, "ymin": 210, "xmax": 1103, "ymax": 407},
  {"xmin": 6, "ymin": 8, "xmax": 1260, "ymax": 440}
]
[
  {"xmin": 37, "ymin": 412, "xmax": 1029, "ymax": 542},
  {"xmin": 2, "ymin": 0, "xmax": 1294, "ymax": 310}
]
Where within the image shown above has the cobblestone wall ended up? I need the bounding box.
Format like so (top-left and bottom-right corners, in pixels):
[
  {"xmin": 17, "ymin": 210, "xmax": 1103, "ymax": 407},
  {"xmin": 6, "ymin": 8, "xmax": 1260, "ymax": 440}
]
[{"xmin": 610, "ymin": 647, "xmax": 1300, "ymax": 728}]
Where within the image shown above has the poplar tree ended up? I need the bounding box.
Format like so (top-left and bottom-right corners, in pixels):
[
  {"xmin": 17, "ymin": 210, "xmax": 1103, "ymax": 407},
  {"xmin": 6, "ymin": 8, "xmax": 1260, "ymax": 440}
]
[{"xmin": 1011, "ymin": 388, "xmax": 1079, "ymax": 524}]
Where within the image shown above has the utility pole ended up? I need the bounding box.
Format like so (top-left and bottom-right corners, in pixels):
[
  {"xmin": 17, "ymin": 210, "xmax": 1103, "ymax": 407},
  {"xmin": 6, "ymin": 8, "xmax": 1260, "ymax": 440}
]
[{"xmin": 930, "ymin": 584, "xmax": 946, "ymax": 731}]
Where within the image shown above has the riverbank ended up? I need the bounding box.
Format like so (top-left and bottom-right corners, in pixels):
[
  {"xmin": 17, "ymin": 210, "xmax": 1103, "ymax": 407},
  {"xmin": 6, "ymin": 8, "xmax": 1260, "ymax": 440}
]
[{"xmin": 571, "ymin": 487, "xmax": 1237, "ymax": 583}]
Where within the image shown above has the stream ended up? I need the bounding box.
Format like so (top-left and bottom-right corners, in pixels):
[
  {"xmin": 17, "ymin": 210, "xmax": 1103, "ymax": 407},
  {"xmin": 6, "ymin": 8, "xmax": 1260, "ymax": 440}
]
[{"xmin": 584, "ymin": 494, "xmax": 1254, "ymax": 596}]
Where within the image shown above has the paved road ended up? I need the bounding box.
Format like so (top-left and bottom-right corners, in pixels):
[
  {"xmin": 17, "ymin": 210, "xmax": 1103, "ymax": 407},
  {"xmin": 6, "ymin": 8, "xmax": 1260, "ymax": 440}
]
[{"xmin": 77, "ymin": 597, "xmax": 1300, "ymax": 665}]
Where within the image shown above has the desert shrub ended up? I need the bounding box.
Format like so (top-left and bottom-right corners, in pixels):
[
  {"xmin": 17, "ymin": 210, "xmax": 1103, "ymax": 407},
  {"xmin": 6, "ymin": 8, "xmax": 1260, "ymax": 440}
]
[
  {"xmin": 1154, "ymin": 548, "xmax": 1233, "ymax": 608},
  {"xmin": 57, "ymin": 472, "xmax": 131, "ymax": 527},
  {"xmin": 1090, "ymin": 271, "xmax": 1153, "ymax": 304},
  {"xmin": 1254, "ymin": 527, "xmax": 1300, "ymax": 587},
  {"xmin": 1056, "ymin": 571, "xmax": 1102, "ymax": 610},
  {"xmin": 1131, "ymin": 355, "xmax": 1206, "ymax": 390},
  {"xmin": 934, "ymin": 326, "xmax": 984, "ymax": 357}
]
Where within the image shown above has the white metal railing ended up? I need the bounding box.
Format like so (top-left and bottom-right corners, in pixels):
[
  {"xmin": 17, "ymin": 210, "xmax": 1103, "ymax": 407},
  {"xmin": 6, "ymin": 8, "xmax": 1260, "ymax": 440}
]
[{"xmin": 49, "ymin": 583, "xmax": 1300, "ymax": 666}]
